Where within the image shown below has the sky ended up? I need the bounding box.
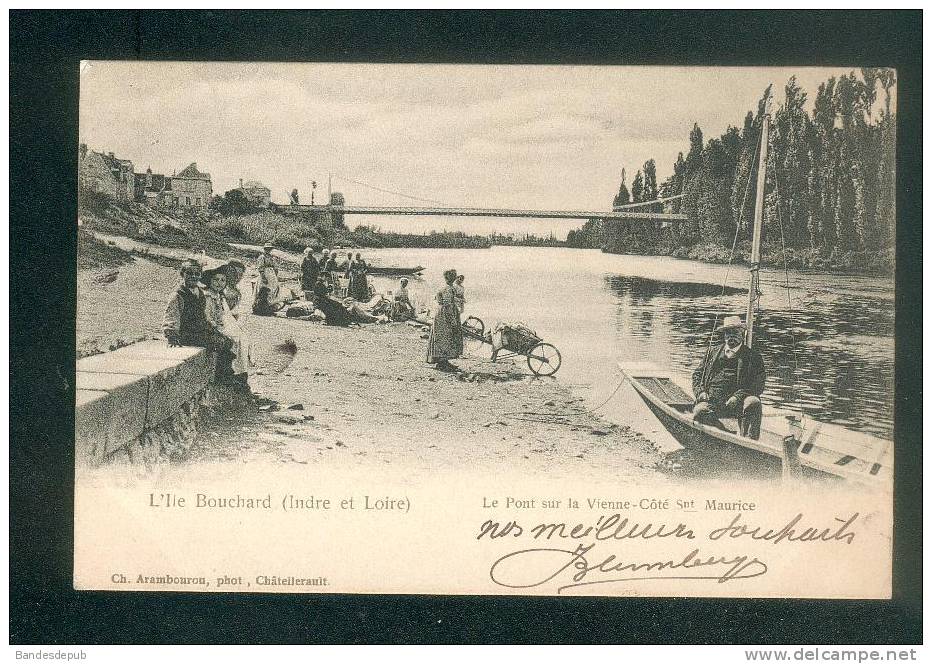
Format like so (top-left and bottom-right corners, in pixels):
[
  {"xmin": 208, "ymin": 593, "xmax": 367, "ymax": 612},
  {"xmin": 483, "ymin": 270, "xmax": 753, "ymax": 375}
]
[{"xmin": 80, "ymin": 63, "xmax": 869, "ymax": 236}]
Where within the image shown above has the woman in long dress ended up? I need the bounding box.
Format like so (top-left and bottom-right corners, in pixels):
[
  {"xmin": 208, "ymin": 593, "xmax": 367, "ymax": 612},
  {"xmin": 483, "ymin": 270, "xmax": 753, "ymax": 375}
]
[
  {"xmin": 257, "ymin": 244, "xmax": 280, "ymax": 303},
  {"xmin": 348, "ymin": 254, "xmax": 370, "ymax": 301},
  {"xmin": 426, "ymin": 269, "xmax": 463, "ymax": 370},
  {"xmin": 300, "ymin": 247, "xmax": 320, "ymax": 299}
]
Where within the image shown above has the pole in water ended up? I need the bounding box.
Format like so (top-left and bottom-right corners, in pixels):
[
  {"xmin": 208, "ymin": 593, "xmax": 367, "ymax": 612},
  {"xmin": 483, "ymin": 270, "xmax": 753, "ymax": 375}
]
[{"xmin": 781, "ymin": 434, "xmax": 802, "ymax": 483}]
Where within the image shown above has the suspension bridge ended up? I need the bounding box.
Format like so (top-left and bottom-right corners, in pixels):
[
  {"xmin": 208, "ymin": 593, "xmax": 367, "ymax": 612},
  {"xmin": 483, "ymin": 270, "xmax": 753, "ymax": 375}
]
[
  {"xmin": 274, "ymin": 197, "xmax": 686, "ymax": 222},
  {"xmin": 271, "ymin": 175, "xmax": 687, "ymax": 222}
]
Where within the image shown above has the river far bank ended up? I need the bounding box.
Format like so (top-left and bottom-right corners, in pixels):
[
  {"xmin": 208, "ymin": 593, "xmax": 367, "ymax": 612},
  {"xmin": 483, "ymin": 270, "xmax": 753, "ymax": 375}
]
[
  {"xmin": 79, "ymin": 193, "xmax": 893, "ymax": 278},
  {"xmin": 661, "ymin": 241, "xmax": 894, "ymax": 276},
  {"xmin": 561, "ymin": 239, "xmax": 895, "ymax": 276}
]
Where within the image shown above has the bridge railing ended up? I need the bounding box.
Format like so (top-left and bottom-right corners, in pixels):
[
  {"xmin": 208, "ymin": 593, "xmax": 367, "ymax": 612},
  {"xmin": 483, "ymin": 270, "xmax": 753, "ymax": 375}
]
[
  {"xmin": 271, "ymin": 202, "xmax": 687, "ymax": 221},
  {"xmin": 330, "ymin": 205, "xmax": 687, "ymax": 221}
]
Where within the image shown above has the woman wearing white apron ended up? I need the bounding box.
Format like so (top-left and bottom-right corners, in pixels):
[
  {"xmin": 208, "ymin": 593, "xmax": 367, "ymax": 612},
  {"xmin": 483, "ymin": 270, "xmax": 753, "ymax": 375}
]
[
  {"xmin": 256, "ymin": 242, "xmax": 281, "ymax": 303},
  {"xmin": 202, "ymin": 261, "xmax": 251, "ymax": 391}
]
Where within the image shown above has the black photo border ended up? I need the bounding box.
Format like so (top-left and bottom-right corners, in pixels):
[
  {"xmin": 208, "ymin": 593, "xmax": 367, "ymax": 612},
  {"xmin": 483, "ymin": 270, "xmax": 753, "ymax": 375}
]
[{"xmin": 9, "ymin": 9, "xmax": 922, "ymax": 645}]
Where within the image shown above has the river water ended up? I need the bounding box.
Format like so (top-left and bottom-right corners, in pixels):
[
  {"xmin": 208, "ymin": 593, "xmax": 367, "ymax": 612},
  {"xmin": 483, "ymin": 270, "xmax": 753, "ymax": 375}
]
[{"xmin": 354, "ymin": 246, "xmax": 894, "ymax": 441}]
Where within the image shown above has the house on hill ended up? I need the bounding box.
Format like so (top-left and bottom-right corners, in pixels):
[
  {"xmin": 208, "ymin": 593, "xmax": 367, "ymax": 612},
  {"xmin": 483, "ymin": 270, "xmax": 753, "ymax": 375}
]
[
  {"xmin": 239, "ymin": 178, "xmax": 271, "ymax": 207},
  {"xmin": 134, "ymin": 168, "xmax": 171, "ymax": 207},
  {"xmin": 132, "ymin": 162, "xmax": 213, "ymax": 210},
  {"xmin": 79, "ymin": 144, "xmax": 134, "ymax": 201},
  {"xmin": 170, "ymin": 163, "xmax": 213, "ymax": 209}
]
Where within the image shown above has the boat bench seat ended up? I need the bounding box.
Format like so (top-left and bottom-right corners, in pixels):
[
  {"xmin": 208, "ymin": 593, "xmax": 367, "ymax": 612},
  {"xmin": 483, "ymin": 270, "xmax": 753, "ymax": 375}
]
[{"xmin": 635, "ymin": 376, "xmax": 694, "ymax": 410}]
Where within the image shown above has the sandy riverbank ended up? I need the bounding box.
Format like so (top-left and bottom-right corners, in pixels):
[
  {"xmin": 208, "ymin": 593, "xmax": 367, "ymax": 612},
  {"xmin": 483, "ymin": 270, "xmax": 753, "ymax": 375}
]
[{"xmin": 77, "ymin": 255, "xmax": 669, "ymax": 482}]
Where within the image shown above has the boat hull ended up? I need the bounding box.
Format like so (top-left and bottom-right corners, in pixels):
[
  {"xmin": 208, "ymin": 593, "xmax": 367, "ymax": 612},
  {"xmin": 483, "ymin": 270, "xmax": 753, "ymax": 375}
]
[
  {"xmin": 619, "ymin": 362, "xmax": 892, "ymax": 487},
  {"xmin": 636, "ymin": 392, "xmax": 791, "ymax": 480},
  {"xmin": 366, "ymin": 265, "xmax": 424, "ymax": 276}
]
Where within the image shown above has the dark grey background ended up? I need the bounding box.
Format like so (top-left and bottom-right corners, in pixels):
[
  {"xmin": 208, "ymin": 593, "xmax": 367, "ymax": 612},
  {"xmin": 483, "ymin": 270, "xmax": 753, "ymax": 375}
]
[{"xmin": 9, "ymin": 10, "xmax": 922, "ymax": 644}]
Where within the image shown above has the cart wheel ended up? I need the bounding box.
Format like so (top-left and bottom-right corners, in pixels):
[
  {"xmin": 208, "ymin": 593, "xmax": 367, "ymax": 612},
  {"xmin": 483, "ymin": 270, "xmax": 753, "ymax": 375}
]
[
  {"xmin": 462, "ymin": 316, "xmax": 485, "ymax": 352},
  {"xmin": 527, "ymin": 342, "xmax": 561, "ymax": 376}
]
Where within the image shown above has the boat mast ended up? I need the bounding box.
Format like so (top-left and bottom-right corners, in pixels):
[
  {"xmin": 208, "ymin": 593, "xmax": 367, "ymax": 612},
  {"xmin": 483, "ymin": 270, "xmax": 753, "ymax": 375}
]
[{"xmin": 746, "ymin": 113, "xmax": 769, "ymax": 349}]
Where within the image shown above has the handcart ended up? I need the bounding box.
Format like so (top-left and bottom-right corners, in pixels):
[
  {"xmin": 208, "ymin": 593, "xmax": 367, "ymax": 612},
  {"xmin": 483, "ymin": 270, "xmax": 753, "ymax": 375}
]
[{"xmin": 461, "ymin": 317, "xmax": 562, "ymax": 376}]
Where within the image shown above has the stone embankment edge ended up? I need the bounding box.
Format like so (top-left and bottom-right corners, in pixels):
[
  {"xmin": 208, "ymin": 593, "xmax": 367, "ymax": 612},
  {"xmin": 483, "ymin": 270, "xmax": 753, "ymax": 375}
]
[{"xmin": 75, "ymin": 341, "xmax": 213, "ymax": 465}]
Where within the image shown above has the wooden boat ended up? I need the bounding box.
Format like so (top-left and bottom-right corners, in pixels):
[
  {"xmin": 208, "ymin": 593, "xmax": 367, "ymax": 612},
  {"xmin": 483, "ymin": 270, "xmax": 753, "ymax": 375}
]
[
  {"xmin": 619, "ymin": 362, "xmax": 892, "ymax": 486},
  {"xmin": 620, "ymin": 113, "xmax": 893, "ymax": 488},
  {"xmin": 365, "ymin": 265, "xmax": 425, "ymax": 276}
]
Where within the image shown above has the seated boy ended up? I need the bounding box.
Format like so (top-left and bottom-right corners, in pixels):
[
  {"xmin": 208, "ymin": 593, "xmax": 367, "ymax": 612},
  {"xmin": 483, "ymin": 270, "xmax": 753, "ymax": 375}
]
[{"xmin": 163, "ymin": 259, "xmax": 209, "ymax": 347}]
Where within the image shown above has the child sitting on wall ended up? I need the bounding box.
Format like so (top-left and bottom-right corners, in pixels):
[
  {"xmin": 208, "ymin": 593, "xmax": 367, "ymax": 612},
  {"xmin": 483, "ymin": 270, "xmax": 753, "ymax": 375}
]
[{"xmin": 163, "ymin": 259, "xmax": 209, "ymax": 347}]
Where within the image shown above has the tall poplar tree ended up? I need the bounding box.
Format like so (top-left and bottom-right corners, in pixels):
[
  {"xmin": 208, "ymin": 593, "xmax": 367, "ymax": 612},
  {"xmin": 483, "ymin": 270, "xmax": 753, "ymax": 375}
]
[
  {"xmin": 631, "ymin": 170, "xmax": 644, "ymax": 203},
  {"xmin": 613, "ymin": 168, "xmax": 631, "ymax": 207},
  {"xmin": 589, "ymin": 70, "xmax": 894, "ymax": 269}
]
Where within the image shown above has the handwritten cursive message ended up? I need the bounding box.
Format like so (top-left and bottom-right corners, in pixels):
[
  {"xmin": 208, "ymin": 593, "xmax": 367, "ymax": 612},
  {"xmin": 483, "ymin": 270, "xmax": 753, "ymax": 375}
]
[{"xmin": 476, "ymin": 512, "xmax": 859, "ymax": 593}]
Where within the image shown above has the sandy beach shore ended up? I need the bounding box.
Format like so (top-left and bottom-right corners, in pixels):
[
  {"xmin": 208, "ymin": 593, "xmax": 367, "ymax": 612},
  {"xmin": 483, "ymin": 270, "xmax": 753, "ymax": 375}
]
[{"xmin": 78, "ymin": 253, "xmax": 668, "ymax": 482}]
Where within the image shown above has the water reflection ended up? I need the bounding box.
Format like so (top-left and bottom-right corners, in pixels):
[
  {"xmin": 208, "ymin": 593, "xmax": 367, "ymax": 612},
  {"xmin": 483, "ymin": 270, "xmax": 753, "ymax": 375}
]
[
  {"xmin": 606, "ymin": 275, "xmax": 894, "ymax": 439},
  {"xmin": 347, "ymin": 246, "xmax": 893, "ymax": 441}
]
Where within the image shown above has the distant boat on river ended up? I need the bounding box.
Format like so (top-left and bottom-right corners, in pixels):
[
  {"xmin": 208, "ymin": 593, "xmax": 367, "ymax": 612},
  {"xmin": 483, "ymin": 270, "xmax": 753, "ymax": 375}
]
[{"xmin": 365, "ymin": 264, "xmax": 424, "ymax": 276}]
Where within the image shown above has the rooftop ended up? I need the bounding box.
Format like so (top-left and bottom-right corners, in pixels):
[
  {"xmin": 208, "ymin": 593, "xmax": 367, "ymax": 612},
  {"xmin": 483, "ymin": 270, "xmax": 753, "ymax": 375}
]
[
  {"xmin": 96, "ymin": 151, "xmax": 132, "ymax": 176},
  {"xmin": 133, "ymin": 172, "xmax": 168, "ymax": 192},
  {"xmin": 176, "ymin": 162, "xmax": 211, "ymax": 180}
]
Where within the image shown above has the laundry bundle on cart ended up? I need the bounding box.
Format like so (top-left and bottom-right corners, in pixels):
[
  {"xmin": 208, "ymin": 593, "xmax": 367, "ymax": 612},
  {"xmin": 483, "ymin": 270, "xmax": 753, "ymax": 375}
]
[{"xmin": 491, "ymin": 321, "xmax": 541, "ymax": 354}]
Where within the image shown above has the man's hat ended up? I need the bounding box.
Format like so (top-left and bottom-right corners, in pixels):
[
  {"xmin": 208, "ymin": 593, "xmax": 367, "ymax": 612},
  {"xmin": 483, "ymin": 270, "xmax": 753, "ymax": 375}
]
[
  {"xmin": 180, "ymin": 258, "xmax": 202, "ymax": 274},
  {"xmin": 719, "ymin": 315, "xmax": 747, "ymax": 331}
]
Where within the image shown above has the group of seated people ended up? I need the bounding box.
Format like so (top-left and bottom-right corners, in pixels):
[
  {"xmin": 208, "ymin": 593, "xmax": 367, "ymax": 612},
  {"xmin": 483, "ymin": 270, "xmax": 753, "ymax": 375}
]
[
  {"xmin": 251, "ymin": 244, "xmax": 374, "ymax": 312},
  {"xmin": 302, "ymin": 275, "xmax": 416, "ymax": 327},
  {"xmin": 295, "ymin": 246, "xmax": 417, "ymax": 326},
  {"xmin": 246, "ymin": 243, "xmax": 418, "ymax": 327}
]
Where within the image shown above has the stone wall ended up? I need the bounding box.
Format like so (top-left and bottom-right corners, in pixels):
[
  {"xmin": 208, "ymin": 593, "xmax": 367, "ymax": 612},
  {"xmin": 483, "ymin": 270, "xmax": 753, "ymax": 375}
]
[{"xmin": 75, "ymin": 341, "xmax": 214, "ymax": 466}]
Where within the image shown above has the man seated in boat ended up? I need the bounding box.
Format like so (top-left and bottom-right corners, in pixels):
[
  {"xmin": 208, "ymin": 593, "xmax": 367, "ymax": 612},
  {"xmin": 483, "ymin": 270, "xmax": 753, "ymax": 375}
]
[{"xmin": 691, "ymin": 315, "xmax": 765, "ymax": 439}]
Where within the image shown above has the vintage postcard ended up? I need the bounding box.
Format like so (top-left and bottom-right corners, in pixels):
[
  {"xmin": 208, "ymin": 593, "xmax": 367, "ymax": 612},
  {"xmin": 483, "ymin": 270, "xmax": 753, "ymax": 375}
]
[{"xmin": 74, "ymin": 62, "xmax": 896, "ymax": 598}]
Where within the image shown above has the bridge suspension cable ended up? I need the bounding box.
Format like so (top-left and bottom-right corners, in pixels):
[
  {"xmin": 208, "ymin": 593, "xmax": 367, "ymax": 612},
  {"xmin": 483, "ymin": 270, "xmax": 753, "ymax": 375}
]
[
  {"xmin": 612, "ymin": 193, "xmax": 685, "ymax": 211},
  {"xmin": 331, "ymin": 174, "xmax": 452, "ymax": 206}
]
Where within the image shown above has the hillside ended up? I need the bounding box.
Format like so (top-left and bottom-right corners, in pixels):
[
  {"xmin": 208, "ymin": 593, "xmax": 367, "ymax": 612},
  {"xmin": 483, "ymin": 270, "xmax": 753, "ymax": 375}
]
[
  {"xmin": 78, "ymin": 191, "xmax": 234, "ymax": 255},
  {"xmin": 78, "ymin": 192, "xmax": 492, "ymax": 254}
]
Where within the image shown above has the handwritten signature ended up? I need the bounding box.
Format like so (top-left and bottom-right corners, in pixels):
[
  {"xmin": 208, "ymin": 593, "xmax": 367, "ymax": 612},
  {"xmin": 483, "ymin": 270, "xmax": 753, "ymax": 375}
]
[{"xmin": 489, "ymin": 544, "xmax": 768, "ymax": 593}]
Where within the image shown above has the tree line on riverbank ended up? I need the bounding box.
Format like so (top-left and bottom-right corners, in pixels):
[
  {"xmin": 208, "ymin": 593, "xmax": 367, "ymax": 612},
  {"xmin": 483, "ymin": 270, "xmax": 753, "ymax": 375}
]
[
  {"xmin": 489, "ymin": 232, "xmax": 564, "ymax": 247},
  {"xmin": 209, "ymin": 214, "xmax": 495, "ymax": 250},
  {"xmin": 348, "ymin": 225, "xmax": 492, "ymax": 249},
  {"xmin": 566, "ymin": 69, "xmax": 897, "ymax": 274}
]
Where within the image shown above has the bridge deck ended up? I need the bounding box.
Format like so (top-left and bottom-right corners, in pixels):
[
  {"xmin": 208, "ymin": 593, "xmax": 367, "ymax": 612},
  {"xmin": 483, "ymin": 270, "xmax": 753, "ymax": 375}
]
[{"xmin": 275, "ymin": 203, "xmax": 686, "ymax": 221}]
